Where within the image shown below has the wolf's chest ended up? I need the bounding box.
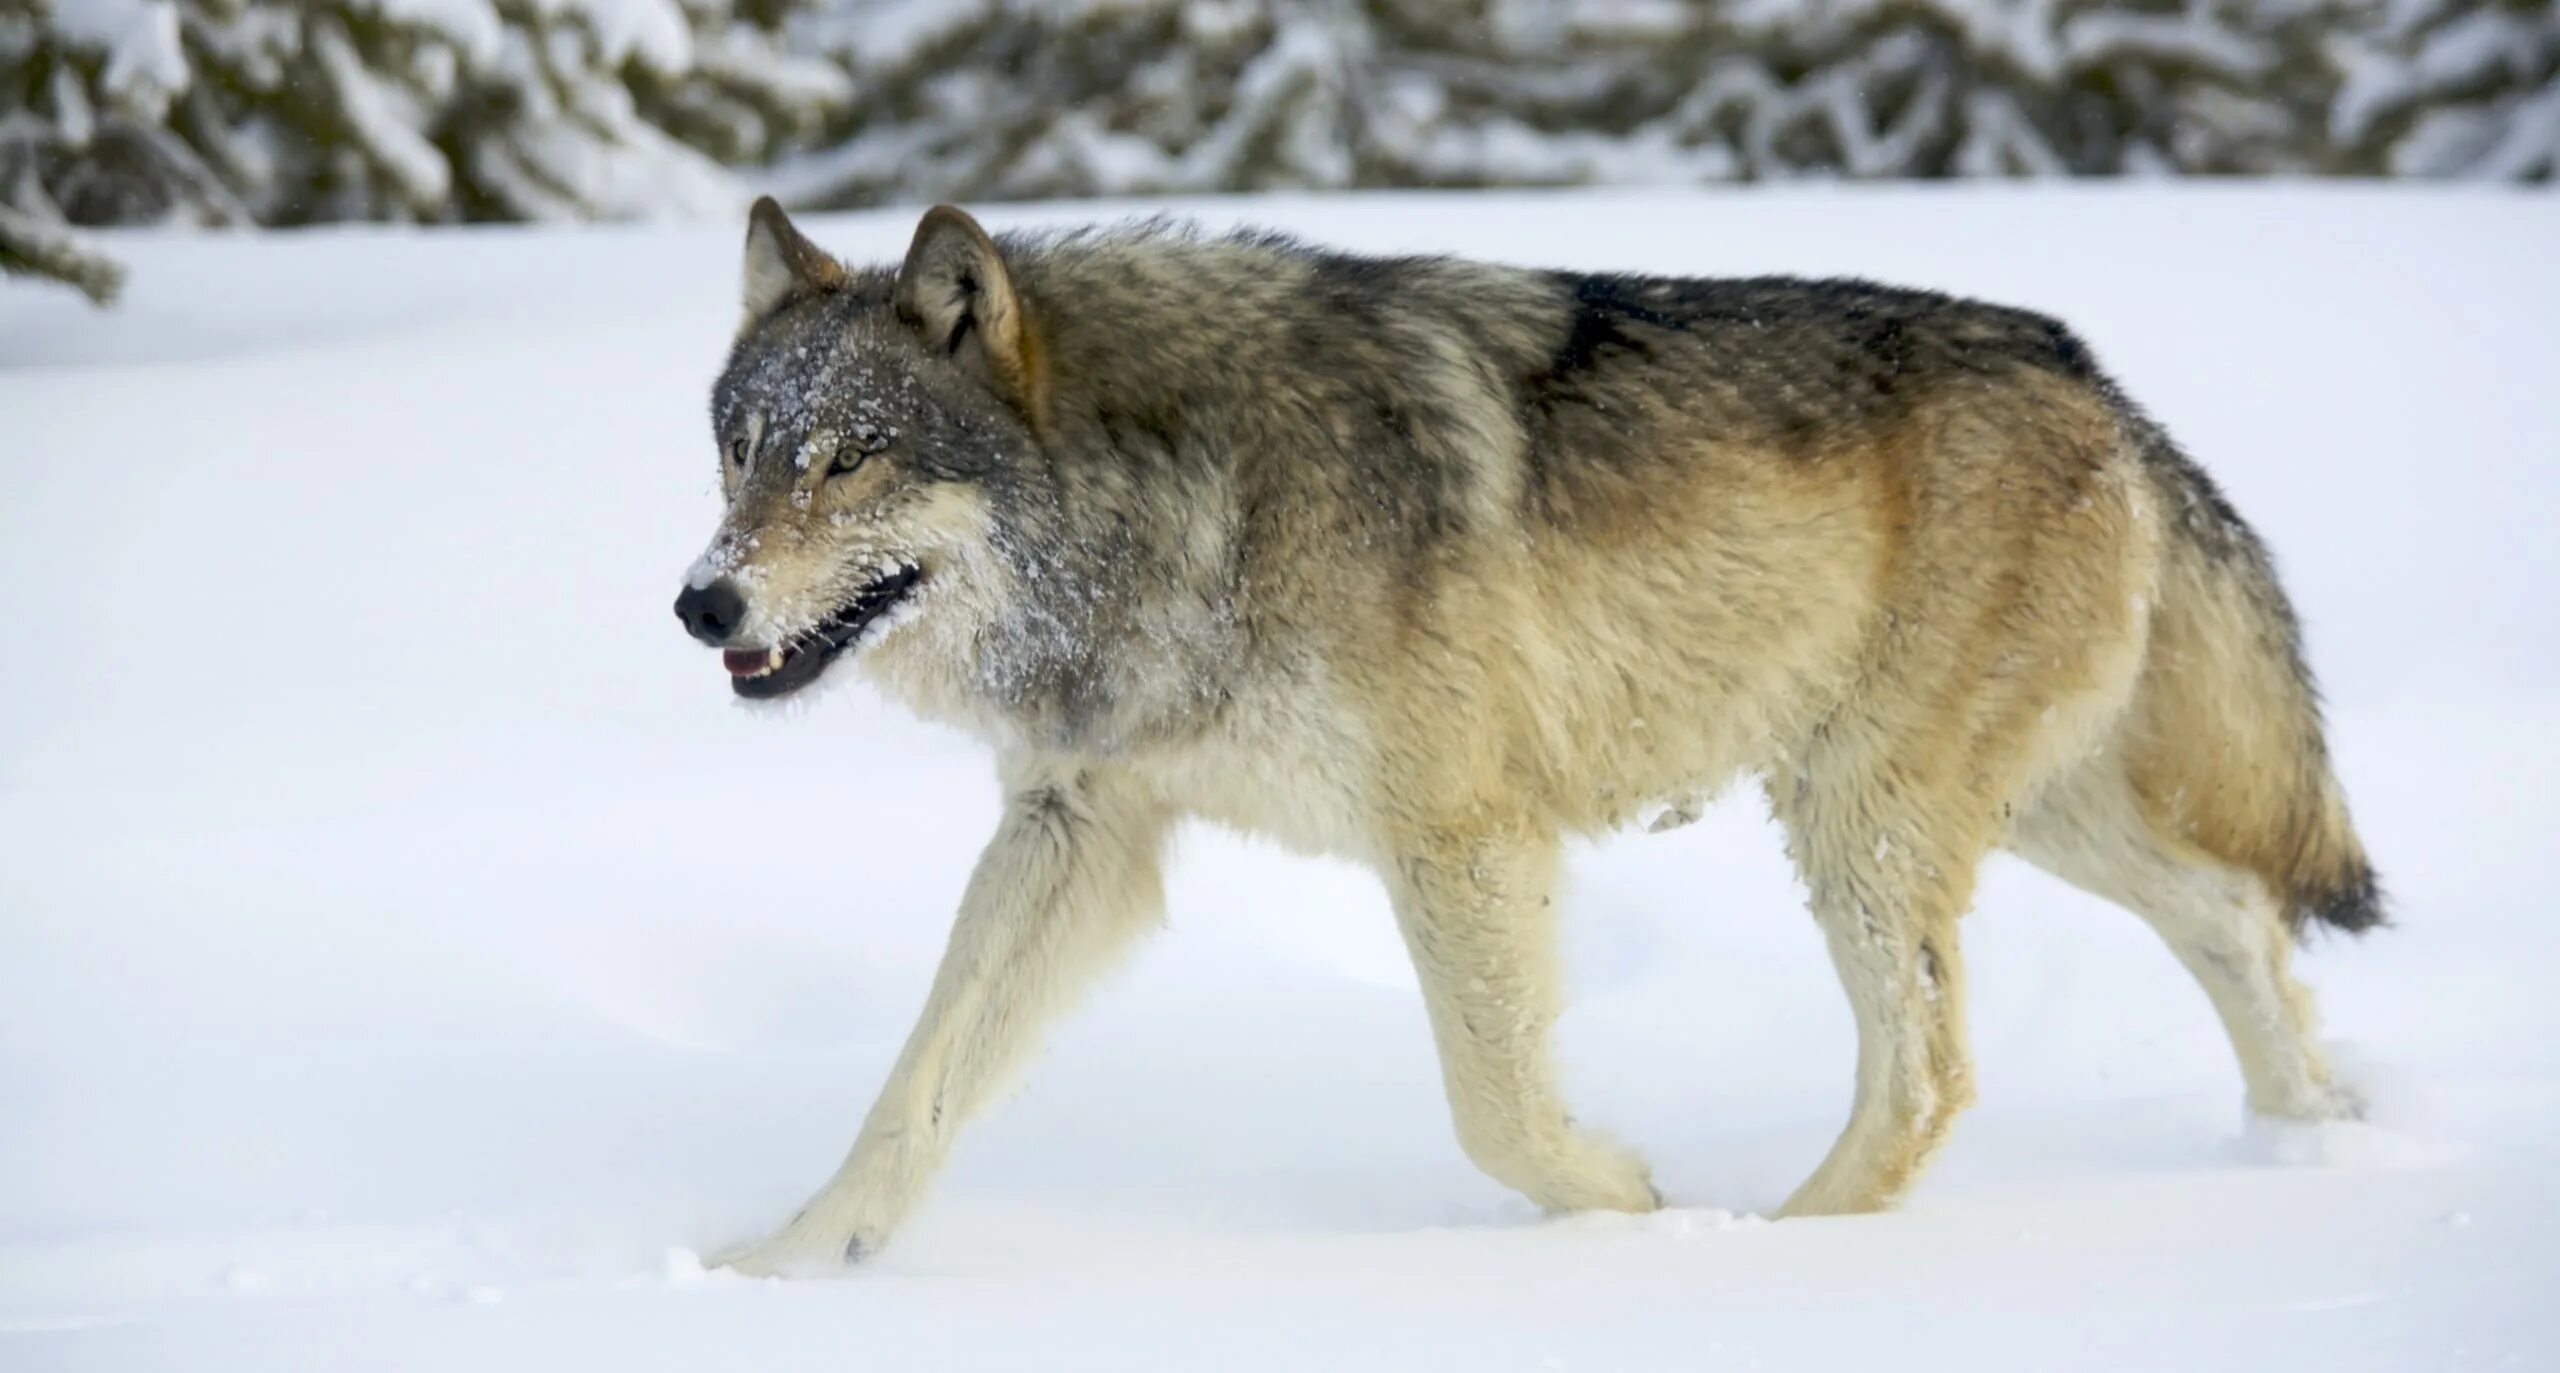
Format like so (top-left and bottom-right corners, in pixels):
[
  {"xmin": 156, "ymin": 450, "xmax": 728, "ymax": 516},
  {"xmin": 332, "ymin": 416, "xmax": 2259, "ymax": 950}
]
[{"xmin": 1134, "ymin": 705, "xmax": 1380, "ymax": 864}]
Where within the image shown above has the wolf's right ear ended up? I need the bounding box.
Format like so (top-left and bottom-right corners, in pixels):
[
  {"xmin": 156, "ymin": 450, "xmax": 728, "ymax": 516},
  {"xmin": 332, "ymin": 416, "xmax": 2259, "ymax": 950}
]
[{"xmin": 742, "ymin": 196, "xmax": 845, "ymax": 324}]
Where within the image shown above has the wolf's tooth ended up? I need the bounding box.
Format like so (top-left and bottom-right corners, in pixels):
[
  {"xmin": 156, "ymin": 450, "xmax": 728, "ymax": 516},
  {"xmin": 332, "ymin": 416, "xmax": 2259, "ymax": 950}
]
[{"xmin": 766, "ymin": 646, "xmax": 784, "ymax": 671}]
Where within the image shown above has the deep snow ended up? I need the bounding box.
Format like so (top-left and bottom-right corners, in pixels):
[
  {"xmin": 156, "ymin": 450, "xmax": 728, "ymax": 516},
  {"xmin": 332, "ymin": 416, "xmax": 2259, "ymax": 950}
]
[{"xmin": 3, "ymin": 188, "xmax": 2556, "ymax": 1371}]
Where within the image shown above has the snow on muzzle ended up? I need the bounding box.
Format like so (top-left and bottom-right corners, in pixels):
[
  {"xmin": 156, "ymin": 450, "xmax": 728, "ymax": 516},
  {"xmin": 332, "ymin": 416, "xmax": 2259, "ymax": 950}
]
[{"xmin": 720, "ymin": 565, "xmax": 923, "ymax": 700}]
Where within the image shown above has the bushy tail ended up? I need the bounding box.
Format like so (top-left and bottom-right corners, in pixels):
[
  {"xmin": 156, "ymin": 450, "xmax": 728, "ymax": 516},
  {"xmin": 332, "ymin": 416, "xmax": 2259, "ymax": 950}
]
[{"xmin": 2127, "ymin": 431, "xmax": 2385, "ymax": 937}]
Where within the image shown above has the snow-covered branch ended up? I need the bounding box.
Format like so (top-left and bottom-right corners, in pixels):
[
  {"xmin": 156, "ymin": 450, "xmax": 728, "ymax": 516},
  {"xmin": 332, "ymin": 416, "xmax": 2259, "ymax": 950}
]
[{"xmin": 4, "ymin": 0, "xmax": 2553, "ymax": 303}]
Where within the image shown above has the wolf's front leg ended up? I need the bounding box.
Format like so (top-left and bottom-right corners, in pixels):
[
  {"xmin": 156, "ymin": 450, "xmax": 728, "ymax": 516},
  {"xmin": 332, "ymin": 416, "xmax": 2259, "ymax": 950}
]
[
  {"xmin": 1388, "ymin": 821, "xmax": 1659, "ymax": 1215},
  {"xmin": 718, "ymin": 761, "xmax": 1171, "ymax": 1276}
]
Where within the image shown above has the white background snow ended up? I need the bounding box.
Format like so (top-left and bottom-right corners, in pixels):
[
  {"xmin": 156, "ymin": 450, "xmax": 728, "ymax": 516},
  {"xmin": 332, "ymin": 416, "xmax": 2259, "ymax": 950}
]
[{"xmin": 3, "ymin": 188, "xmax": 2555, "ymax": 1370}]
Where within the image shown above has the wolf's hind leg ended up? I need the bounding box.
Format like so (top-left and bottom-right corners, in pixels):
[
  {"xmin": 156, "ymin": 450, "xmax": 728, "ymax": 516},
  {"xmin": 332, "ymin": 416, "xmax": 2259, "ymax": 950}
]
[
  {"xmin": 1768, "ymin": 763, "xmax": 1984, "ymax": 1218},
  {"xmin": 718, "ymin": 760, "xmax": 1172, "ymax": 1276},
  {"xmin": 2011, "ymin": 761, "xmax": 2357, "ymax": 1122},
  {"xmin": 1388, "ymin": 822, "xmax": 1659, "ymax": 1215}
]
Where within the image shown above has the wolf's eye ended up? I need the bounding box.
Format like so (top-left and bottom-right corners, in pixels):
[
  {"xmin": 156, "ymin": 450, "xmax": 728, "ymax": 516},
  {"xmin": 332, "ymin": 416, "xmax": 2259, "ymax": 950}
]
[
  {"xmin": 828, "ymin": 424, "xmax": 892, "ymax": 478},
  {"xmin": 725, "ymin": 437, "xmax": 747, "ymax": 469}
]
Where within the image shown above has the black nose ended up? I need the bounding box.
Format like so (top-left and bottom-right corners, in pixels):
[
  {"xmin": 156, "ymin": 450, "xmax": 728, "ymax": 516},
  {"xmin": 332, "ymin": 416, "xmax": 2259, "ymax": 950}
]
[{"xmin": 674, "ymin": 579, "xmax": 746, "ymax": 646}]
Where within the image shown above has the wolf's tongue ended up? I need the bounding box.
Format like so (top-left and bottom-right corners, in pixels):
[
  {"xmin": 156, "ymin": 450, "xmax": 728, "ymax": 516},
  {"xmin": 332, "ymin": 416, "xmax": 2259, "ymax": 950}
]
[{"xmin": 723, "ymin": 647, "xmax": 778, "ymax": 677}]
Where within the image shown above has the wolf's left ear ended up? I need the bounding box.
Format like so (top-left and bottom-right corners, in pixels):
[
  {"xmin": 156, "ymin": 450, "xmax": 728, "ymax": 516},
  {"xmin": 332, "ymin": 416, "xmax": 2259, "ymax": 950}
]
[
  {"xmin": 895, "ymin": 205, "xmax": 1044, "ymax": 424},
  {"xmin": 742, "ymin": 196, "xmax": 845, "ymax": 323}
]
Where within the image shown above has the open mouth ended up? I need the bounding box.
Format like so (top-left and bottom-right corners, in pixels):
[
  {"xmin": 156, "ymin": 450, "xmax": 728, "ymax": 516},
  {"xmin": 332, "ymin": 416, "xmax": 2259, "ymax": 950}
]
[{"xmin": 723, "ymin": 565, "xmax": 922, "ymax": 699}]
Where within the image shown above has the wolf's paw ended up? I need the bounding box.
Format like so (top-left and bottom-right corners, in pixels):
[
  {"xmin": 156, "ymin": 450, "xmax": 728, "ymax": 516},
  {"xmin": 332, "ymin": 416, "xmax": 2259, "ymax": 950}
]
[
  {"xmin": 2251, "ymin": 1078, "xmax": 2367, "ymax": 1126},
  {"xmin": 2313, "ymin": 1080, "xmax": 2370, "ymax": 1123},
  {"xmin": 2238, "ymin": 1085, "xmax": 2452, "ymax": 1170},
  {"xmin": 712, "ymin": 1222, "xmax": 875, "ymax": 1279},
  {"xmin": 1516, "ymin": 1140, "xmax": 1660, "ymax": 1215}
]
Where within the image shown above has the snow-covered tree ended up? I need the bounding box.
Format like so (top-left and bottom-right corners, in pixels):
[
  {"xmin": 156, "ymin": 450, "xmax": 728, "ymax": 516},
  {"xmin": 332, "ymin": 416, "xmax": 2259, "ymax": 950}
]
[
  {"xmin": 4, "ymin": 0, "xmax": 196, "ymax": 302},
  {"xmin": 773, "ymin": 0, "xmax": 2560, "ymax": 206},
  {"xmin": 2328, "ymin": 0, "xmax": 2560, "ymax": 176},
  {"xmin": 9, "ymin": 0, "xmax": 2555, "ymax": 304},
  {"xmin": 3, "ymin": 0, "xmax": 850, "ymax": 298}
]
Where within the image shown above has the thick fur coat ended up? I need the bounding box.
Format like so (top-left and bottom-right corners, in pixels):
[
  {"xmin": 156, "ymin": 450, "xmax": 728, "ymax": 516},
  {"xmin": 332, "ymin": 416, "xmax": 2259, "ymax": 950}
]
[{"xmin": 672, "ymin": 201, "xmax": 2380, "ymax": 1274}]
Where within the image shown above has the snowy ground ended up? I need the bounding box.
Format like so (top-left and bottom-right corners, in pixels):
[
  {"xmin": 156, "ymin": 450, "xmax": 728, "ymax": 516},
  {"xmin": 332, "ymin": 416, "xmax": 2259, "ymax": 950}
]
[{"xmin": 4, "ymin": 188, "xmax": 2556, "ymax": 1371}]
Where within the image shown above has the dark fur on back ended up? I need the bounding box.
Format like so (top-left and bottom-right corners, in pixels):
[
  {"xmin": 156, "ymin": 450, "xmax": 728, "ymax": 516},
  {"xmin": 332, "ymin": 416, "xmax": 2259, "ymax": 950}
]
[{"xmin": 1009, "ymin": 223, "xmax": 2142, "ymax": 538}]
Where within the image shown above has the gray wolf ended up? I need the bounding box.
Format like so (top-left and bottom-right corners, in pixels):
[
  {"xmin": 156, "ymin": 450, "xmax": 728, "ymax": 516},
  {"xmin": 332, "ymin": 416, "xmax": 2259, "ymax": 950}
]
[{"xmin": 672, "ymin": 198, "xmax": 2382, "ymax": 1275}]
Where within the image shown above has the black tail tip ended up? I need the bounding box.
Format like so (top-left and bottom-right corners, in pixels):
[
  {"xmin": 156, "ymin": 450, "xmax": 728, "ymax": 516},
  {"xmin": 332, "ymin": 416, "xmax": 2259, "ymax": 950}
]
[{"xmin": 2299, "ymin": 865, "xmax": 2388, "ymax": 936}]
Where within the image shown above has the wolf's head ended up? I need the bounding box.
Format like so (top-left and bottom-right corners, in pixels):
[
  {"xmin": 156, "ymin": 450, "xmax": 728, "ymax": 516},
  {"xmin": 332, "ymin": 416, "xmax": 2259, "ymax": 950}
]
[{"xmin": 674, "ymin": 199, "xmax": 1052, "ymax": 714}]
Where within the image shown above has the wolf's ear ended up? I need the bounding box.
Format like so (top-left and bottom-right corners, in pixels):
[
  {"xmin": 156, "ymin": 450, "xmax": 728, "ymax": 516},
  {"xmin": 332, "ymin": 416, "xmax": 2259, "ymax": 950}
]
[
  {"xmin": 894, "ymin": 205, "xmax": 1043, "ymax": 421},
  {"xmin": 742, "ymin": 196, "xmax": 844, "ymax": 322}
]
